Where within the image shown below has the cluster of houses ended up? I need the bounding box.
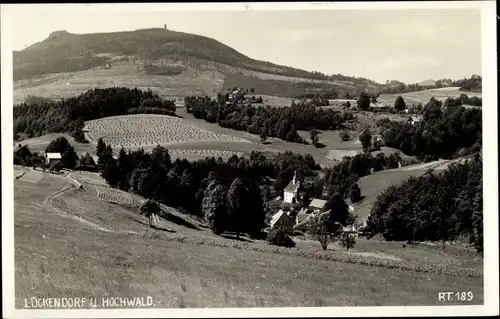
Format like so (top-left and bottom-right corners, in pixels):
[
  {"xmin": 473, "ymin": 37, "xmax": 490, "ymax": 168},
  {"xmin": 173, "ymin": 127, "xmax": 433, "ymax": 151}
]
[{"xmin": 269, "ymin": 171, "xmax": 359, "ymax": 236}]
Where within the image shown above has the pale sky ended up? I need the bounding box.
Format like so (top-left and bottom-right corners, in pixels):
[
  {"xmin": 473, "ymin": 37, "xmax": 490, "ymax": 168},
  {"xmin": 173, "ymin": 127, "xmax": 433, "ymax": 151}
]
[{"xmin": 4, "ymin": 5, "xmax": 482, "ymax": 84}]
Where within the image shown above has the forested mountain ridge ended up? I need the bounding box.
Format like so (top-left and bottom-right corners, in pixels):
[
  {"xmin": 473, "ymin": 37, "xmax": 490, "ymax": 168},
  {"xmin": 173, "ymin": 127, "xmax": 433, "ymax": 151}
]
[{"xmin": 14, "ymin": 28, "xmax": 378, "ymax": 90}]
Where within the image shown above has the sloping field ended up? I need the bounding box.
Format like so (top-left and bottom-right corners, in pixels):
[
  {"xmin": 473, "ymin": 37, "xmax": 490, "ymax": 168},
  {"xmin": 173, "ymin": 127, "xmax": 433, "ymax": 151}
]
[
  {"xmin": 252, "ymin": 94, "xmax": 293, "ymax": 107},
  {"xmin": 84, "ymin": 114, "xmax": 250, "ymax": 148},
  {"xmin": 14, "ymin": 169, "xmax": 482, "ymax": 307},
  {"xmin": 351, "ymin": 160, "xmax": 449, "ymax": 222},
  {"xmin": 95, "ymin": 186, "xmax": 136, "ymax": 206},
  {"xmin": 14, "ymin": 166, "xmax": 29, "ymax": 179},
  {"xmin": 69, "ymin": 171, "xmax": 108, "ymax": 186},
  {"xmin": 13, "ymin": 62, "xmax": 225, "ymax": 104},
  {"xmin": 16, "ymin": 133, "xmax": 95, "ymax": 154},
  {"xmin": 17, "ymin": 169, "xmax": 44, "ymax": 184},
  {"xmin": 378, "ymin": 88, "xmax": 482, "ymax": 107},
  {"xmin": 325, "ymin": 149, "xmax": 360, "ymax": 161},
  {"xmin": 168, "ymin": 149, "xmax": 243, "ymax": 159}
]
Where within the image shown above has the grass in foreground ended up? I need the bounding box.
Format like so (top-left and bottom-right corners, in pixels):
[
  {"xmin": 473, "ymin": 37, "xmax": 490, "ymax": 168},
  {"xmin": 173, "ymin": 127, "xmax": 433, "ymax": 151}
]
[
  {"xmin": 15, "ymin": 222, "xmax": 483, "ymax": 308},
  {"xmin": 14, "ymin": 173, "xmax": 483, "ymax": 308}
]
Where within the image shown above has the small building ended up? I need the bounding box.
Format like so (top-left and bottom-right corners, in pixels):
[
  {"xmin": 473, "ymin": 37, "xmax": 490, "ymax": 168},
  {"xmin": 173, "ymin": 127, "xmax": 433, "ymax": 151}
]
[
  {"xmin": 269, "ymin": 209, "xmax": 295, "ymax": 234},
  {"xmin": 408, "ymin": 116, "xmax": 422, "ymax": 126},
  {"xmin": 283, "ymin": 171, "xmax": 300, "ymax": 204},
  {"xmin": 308, "ymin": 198, "xmax": 327, "ymax": 214},
  {"xmin": 46, "ymin": 152, "xmax": 62, "ymax": 165}
]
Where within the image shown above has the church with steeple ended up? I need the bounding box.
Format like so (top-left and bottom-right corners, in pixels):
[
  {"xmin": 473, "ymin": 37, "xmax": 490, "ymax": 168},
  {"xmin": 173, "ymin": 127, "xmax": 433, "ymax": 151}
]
[{"xmin": 283, "ymin": 171, "xmax": 300, "ymax": 203}]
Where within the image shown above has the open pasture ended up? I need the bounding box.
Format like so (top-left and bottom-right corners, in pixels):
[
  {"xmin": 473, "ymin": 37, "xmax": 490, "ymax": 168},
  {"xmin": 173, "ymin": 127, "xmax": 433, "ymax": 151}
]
[
  {"xmin": 13, "ymin": 61, "xmax": 225, "ymax": 104},
  {"xmin": 17, "ymin": 169, "xmax": 44, "ymax": 184},
  {"xmin": 70, "ymin": 171, "xmax": 108, "ymax": 186},
  {"xmin": 168, "ymin": 149, "xmax": 243, "ymax": 159},
  {"xmin": 17, "ymin": 133, "xmax": 96, "ymax": 154},
  {"xmin": 325, "ymin": 149, "xmax": 360, "ymax": 161},
  {"xmin": 251, "ymin": 94, "xmax": 293, "ymax": 107},
  {"xmin": 350, "ymin": 160, "xmax": 448, "ymax": 222},
  {"xmin": 14, "ymin": 170, "xmax": 483, "ymax": 307},
  {"xmin": 84, "ymin": 114, "xmax": 250, "ymax": 148},
  {"xmin": 378, "ymin": 88, "xmax": 482, "ymax": 107}
]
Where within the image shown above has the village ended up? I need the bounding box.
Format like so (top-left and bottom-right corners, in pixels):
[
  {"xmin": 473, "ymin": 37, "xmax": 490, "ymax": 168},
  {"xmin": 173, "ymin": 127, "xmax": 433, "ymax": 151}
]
[{"xmin": 269, "ymin": 171, "xmax": 359, "ymax": 237}]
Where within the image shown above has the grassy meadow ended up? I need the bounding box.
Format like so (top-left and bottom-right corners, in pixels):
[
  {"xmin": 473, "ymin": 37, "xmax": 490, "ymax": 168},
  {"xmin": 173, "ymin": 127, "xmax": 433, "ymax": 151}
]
[{"xmin": 14, "ymin": 170, "xmax": 483, "ymax": 308}]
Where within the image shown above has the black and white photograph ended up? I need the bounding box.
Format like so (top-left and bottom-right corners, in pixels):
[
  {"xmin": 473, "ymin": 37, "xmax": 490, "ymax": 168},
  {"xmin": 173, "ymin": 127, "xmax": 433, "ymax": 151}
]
[{"xmin": 1, "ymin": 2, "xmax": 498, "ymax": 318}]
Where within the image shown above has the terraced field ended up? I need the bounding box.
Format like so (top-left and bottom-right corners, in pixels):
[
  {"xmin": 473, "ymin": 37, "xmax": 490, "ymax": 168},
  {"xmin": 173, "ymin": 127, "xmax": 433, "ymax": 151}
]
[
  {"xmin": 84, "ymin": 114, "xmax": 250, "ymax": 148},
  {"xmin": 95, "ymin": 186, "xmax": 136, "ymax": 206}
]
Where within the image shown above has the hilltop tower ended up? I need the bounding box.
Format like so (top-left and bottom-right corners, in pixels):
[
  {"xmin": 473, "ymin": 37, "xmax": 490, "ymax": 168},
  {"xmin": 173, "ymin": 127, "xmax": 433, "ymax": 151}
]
[{"xmin": 164, "ymin": 24, "xmax": 167, "ymax": 30}]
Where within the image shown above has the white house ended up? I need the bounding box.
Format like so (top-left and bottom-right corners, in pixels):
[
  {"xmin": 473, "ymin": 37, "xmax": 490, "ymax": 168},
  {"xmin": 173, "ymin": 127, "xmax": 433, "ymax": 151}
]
[
  {"xmin": 408, "ymin": 116, "xmax": 422, "ymax": 126},
  {"xmin": 269, "ymin": 210, "xmax": 295, "ymax": 234},
  {"xmin": 46, "ymin": 152, "xmax": 62, "ymax": 165},
  {"xmin": 283, "ymin": 171, "xmax": 300, "ymax": 204}
]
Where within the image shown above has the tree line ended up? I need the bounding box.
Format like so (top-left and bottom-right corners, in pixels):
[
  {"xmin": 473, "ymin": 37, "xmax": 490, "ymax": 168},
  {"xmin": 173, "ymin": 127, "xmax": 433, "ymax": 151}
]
[
  {"xmin": 13, "ymin": 87, "xmax": 176, "ymax": 141},
  {"xmin": 365, "ymin": 154, "xmax": 483, "ymax": 253},
  {"xmin": 96, "ymin": 138, "xmax": 320, "ymax": 220},
  {"xmin": 14, "ymin": 136, "xmax": 96, "ymax": 173},
  {"xmin": 184, "ymin": 94, "xmax": 355, "ymax": 144},
  {"xmin": 379, "ymin": 97, "xmax": 482, "ymax": 161},
  {"xmin": 377, "ymin": 75, "xmax": 482, "ymax": 94}
]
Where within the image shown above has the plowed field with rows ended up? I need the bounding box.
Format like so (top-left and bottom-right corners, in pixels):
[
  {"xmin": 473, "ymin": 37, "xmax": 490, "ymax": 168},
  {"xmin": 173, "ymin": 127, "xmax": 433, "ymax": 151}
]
[{"xmin": 84, "ymin": 114, "xmax": 250, "ymax": 148}]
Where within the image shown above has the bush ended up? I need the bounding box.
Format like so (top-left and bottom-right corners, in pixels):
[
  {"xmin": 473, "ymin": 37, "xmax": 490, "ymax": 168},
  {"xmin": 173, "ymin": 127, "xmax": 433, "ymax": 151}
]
[
  {"xmin": 307, "ymin": 214, "xmax": 343, "ymax": 250},
  {"xmin": 340, "ymin": 233, "xmax": 357, "ymax": 250},
  {"xmin": 349, "ymin": 183, "xmax": 362, "ymax": 203},
  {"xmin": 267, "ymin": 228, "xmax": 296, "ymax": 248},
  {"xmin": 359, "ymin": 129, "xmax": 372, "ymax": 151},
  {"xmin": 48, "ymin": 160, "xmax": 63, "ymax": 173},
  {"xmin": 394, "ymin": 96, "xmax": 406, "ymax": 111},
  {"xmin": 339, "ymin": 130, "xmax": 350, "ymax": 142}
]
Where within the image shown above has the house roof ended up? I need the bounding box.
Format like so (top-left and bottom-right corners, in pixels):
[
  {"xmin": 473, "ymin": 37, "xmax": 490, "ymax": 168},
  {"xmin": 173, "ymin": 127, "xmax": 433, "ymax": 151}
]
[
  {"xmin": 284, "ymin": 180, "xmax": 299, "ymax": 193},
  {"xmin": 270, "ymin": 210, "xmax": 294, "ymax": 228},
  {"xmin": 296, "ymin": 212, "xmax": 312, "ymax": 224},
  {"xmin": 409, "ymin": 116, "xmax": 422, "ymax": 122},
  {"xmin": 46, "ymin": 153, "xmax": 62, "ymax": 159},
  {"xmin": 309, "ymin": 198, "xmax": 327, "ymax": 209}
]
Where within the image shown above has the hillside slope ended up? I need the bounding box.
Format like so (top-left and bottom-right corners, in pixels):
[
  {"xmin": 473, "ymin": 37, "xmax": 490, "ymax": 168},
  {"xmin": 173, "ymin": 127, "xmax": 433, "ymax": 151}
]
[
  {"xmin": 14, "ymin": 28, "xmax": 376, "ymax": 86},
  {"xmin": 14, "ymin": 168, "xmax": 483, "ymax": 307},
  {"xmin": 13, "ymin": 29, "xmax": 380, "ymax": 103}
]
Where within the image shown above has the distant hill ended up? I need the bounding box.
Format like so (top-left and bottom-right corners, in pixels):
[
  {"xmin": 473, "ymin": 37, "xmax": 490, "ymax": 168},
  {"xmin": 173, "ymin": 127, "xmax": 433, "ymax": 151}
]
[
  {"xmin": 418, "ymin": 79, "xmax": 436, "ymax": 86},
  {"xmin": 13, "ymin": 28, "xmax": 379, "ymax": 91}
]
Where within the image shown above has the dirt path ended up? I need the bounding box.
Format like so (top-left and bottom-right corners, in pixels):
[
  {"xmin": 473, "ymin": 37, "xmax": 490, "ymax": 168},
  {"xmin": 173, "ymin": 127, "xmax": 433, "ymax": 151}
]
[
  {"xmin": 41, "ymin": 171, "xmax": 139, "ymax": 235},
  {"xmin": 44, "ymin": 182, "xmax": 115, "ymax": 233}
]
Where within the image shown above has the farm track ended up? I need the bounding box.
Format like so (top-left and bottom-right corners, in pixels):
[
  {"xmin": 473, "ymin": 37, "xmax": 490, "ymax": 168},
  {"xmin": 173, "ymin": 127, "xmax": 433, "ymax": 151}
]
[
  {"xmin": 43, "ymin": 173, "xmax": 141, "ymax": 235},
  {"xmin": 44, "ymin": 182, "xmax": 114, "ymax": 233},
  {"xmin": 66, "ymin": 172, "xmax": 171, "ymax": 230}
]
